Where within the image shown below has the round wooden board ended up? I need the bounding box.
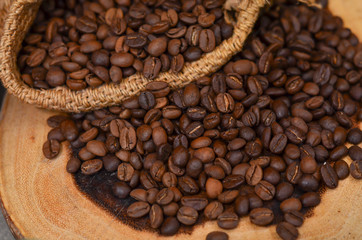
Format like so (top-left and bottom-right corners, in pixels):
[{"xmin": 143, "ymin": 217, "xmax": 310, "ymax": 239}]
[{"xmin": 0, "ymin": 1, "xmax": 362, "ymax": 239}]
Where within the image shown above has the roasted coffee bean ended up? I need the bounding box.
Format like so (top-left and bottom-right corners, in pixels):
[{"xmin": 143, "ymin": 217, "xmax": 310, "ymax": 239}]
[
  {"xmin": 347, "ymin": 128, "xmax": 362, "ymax": 144},
  {"xmin": 255, "ymin": 180, "xmax": 275, "ymax": 201},
  {"xmin": 127, "ymin": 201, "xmax": 150, "ymax": 218},
  {"xmin": 156, "ymin": 188, "xmax": 174, "ymax": 205},
  {"xmin": 81, "ymin": 159, "xmax": 103, "ymax": 175},
  {"xmin": 178, "ymin": 176, "xmax": 199, "ymax": 194},
  {"xmin": 321, "ymin": 163, "xmax": 339, "ymax": 188},
  {"xmin": 222, "ymin": 174, "xmax": 245, "ymax": 189},
  {"xmin": 66, "ymin": 156, "xmax": 81, "ymax": 173},
  {"xmin": 149, "ymin": 204, "xmax": 163, "ymax": 229},
  {"xmin": 286, "ymin": 162, "xmax": 303, "ymax": 184},
  {"xmin": 217, "ymin": 211, "xmax": 239, "ymax": 229},
  {"xmin": 206, "ymin": 231, "xmax": 229, "ymax": 240},
  {"xmin": 276, "ymin": 182, "xmax": 294, "ymax": 201},
  {"xmin": 300, "ymin": 192, "xmax": 321, "ymax": 207},
  {"xmin": 249, "ymin": 208, "xmax": 274, "ymax": 226},
  {"xmin": 112, "ymin": 182, "xmax": 131, "ymax": 199},
  {"xmin": 160, "ymin": 217, "xmax": 180, "ymax": 236},
  {"xmin": 334, "ymin": 160, "xmax": 350, "ymax": 179},
  {"xmin": 204, "ymin": 201, "xmax": 224, "ymax": 220},
  {"xmin": 350, "ymin": 160, "xmax": 362, "ymax": 179},
  {"xmin": 280, "ymin": 198, "xmax": 302, "ymax": 213},
  {"xmin": 177, "ymin": 206, "xmax": 198, "ymax": 225},
  {"xmin": 86, "ymin": 140, "xmax": 107, "ymax": 157},
  {"xmin": 269, "ymin": 134, "xmax": 287, "ymax": 154},
  {"xmin": 43, "ymin": 139, "xmax": 60, "ymax": 159},
  {"xmin": 277, "ymin": 222, "xmax": 299, "ymax": 240},
  {"xmin": 284, "ymin": 211, "xmax": 304, "ymax": 227},
  {"xmin": 130, "ymin": 189, "xmax": 147, "ymax": 202},
  {"xmin": 103, "ymin": 155, "xmax": 121, "ymax": 172},
  {"xmin": 246, "ymin": 164, "xmax": 263, "ymax": 186},
  {"xmin": 298, "ymin": 174, "xmax": 319, "ymax": 192},
  {"xmin": 206, "ymin": 177, "xmax": 223, "ymax": 199},
  {"xmin": 235, "ymin": 195, "xmax": 249, "ymax": 216},
  {"xmin": 60, "ymin": 119, "xmax": 79, "ymax": 141},
  {"xmin": 349, "ymin": 146, "xmax": 362, "ymax": 161}
]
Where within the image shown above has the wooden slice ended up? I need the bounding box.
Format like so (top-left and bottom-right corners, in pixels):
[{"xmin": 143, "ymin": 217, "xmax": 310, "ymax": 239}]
[{"xmin": 0, "ymin": 1, "xmax": 362, "ymax": 239}]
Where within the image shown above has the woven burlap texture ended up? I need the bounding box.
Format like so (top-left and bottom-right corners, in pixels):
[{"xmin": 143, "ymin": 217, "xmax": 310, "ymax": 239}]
[{"xmin": 0, "ymin": 0, "xmax": 318, "ymax": 112}]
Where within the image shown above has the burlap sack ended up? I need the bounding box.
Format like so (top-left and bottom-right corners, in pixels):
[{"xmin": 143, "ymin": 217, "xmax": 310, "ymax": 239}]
[{"xmin": 0, "ymin": 0, "xmax": 318, "ymax": 112}]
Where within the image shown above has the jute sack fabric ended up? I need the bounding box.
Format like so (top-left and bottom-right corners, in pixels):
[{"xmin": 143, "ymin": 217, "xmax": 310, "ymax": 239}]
[
  {"xmin": 0, "ymin": 0, "xmax": 13, "ymax": 38},
  {"xmin": 0, "ymin": 0, "xmax": 318, "ymax": 112}
]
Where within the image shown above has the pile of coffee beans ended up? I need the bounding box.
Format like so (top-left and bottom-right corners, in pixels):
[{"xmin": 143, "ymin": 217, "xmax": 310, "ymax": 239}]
[
  {"xmin": 42, "ymin": 1, "xmax": 362, "ymax": 240},
  {"xmin": 18, "ymin": 0, "xmax": 233, "ymax": 90}
]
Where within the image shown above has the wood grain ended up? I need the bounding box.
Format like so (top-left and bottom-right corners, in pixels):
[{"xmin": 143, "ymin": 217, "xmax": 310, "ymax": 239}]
[{"xmin": 0, "ymin": 0, "xmax": 362, "ymax": 239}]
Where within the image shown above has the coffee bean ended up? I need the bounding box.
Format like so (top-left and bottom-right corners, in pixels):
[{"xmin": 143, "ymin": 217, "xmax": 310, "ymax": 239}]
[
  {"xmin": 276, "ymin": 222, "xmax": 299, "ymax": 240},
  {"xmin": 249, "ymin": 208, "xmax": 274, "ymax": 226},
  {"xmin": 350, "ymin": 160, "xmax": 362, "ymax": 179},
  {"xmin": 334, "ymin": 160, "xmax": 350, "ymax": 179},
  {"xmin": 255, "ymin": 180, "xmax": 275, "ymax": 201},
  {"xmin": 127, "ymin": 201, "xmax": 150, "ymax": 218},
  {"xmin": 206, "ymin": 231, "xmax": 229, "ymax": 240},
  {"xmin": 217, "ymin": 211, "xmax": 239, "ymax": 229},
  {"xmin": 206, "ymin": 178, "xmax": 223, "ymax": 199},
  {"xmin": 43, "ymin": 139, "xmax": 60, "ymax": 159},
  {"xmin": 81, "ymin": 159, "xmax": 103, "ymax": 175},
  {"xmin": 204, "ymin": 201, "xmax": 224, "ymax": 220},
  {"xmin": 234, "ymin": 195, "xmax": 249, "ymax": 216},
  {"xmin": 156, "ymin": 188, "xmax": 174, "ymax": 205},
  {"xmin": 150, "ymin": 204, "xmax": 163, "ymax": 229},
  {"xmin": 177, "ymin": 206, "xmax": 198, "ymax": 225},
  {"xmin": 112, "ymin": 182, "xmax": 131, "ymax": 199},
  {"xmin": 181, "ymin": 196, "xmax": 208, "ymax": 211},
  {"xmin": 222, "ymin": 174, "xmax": 245, "ymax": 189},
  {"xmin": 178, "ymin": 176, "xmax": 199, "ymax": 194},
  {"xmin": 86, "ymin": 140, "xmax": 107, "ymax": 156},
  {"xmin": 246, "ymin": 164, "xmax": 263, "ymax": 186},
  {"xmin": 321, "ymin": 163, "xmax": 339, "ymax": 188},
  {"xmin": 300, "ymin": 192, "xmax": 321, "ymax": 207},
  {"xmin": 66, "ymin": 156, "xmax": 81, "ymax": 173},
  {"xmin": 269, "ymin": 134, "xmax": 287, "ymax": 154},
  {"xmin": 349, "ymin": 146, "xmax": 362, "ymax": 161},
  {"xmin": 284, "ymin": 211, "xmax": 304, "ymax": 227},
  {"xmin": 347, "ymin": 128, "xmax": 362, "ymax": 144},
  {"xmin": 280, "ymin": 198, "xmax": 302, "ymax": 212},
  {"xmin": 160, "ymin": 217, "xmax": 180, "ymax": 236},
  {"xmin": 117, "ymin": 163, "xmax": 134, "ymax": 182}
]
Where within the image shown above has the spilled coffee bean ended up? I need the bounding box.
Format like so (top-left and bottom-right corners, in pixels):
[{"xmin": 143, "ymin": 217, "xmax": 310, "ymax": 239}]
[{"xmin": 42, "ymin": 1, "xmax": 361, "ymax": 240}]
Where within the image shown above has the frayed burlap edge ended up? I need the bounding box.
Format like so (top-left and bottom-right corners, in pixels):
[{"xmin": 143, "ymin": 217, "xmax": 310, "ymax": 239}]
[{"xmin": 0, "ymin": 0, "xmax": 317, "ymax": 112}]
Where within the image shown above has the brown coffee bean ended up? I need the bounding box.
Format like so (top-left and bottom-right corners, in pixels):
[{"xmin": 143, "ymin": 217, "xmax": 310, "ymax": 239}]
[
  {"xmin": 246, "ymin": 164, "xmax": 263, "ymax": 186},
  {"xmin": 206, "ymin": 178, "xmax": 223, "ymax": 199},
  {"xmin": 81, "ymin": 159, "xmax": 103, "ymax": 175},
  {"xmin": 284, "ymin": 211, "xmax": 304, "ymax": 227},
  {"xmin": 280, "ymin": 198, "xmax": 302, "ymax": 213},
  {"xmin": 43, "ymin": 139, "xmax": 60, "ymax": 159},
  {"xmin": 255, "ymin": 180, "xmax": 275, "ymax": 201},
  {"xmin": 249, "ymin": 208, "xmax": 274, "ymax": 226},
  {"xmin": 350, "ymin": 160, "xmax": 362, "ymax": 179},
  {"xmin": 117, "ymin": 163, "xmax": 134, "ymax": 182},
  {"xmin": 217, "ymin": 211, "xmax": 239, "ymax": 229},
  {"xmin": 150, "ymin": 204, "xmax": 163, "ymax": 229},
  {"xmin": 321, "ymin": 163, "xmax": 339, "ymax": 189},
  {"xmin": 204, "ymin": 201, "xmax": 224, "ymax": 220},
  {"xmin": 206, "ymin": 231, "xmax": 229, "ymax": 240},
  {"xmin": 127, "ymin": 201, "xmax": 150, "ymax": 218},
  {"xmin": 160, "ymin": 217, "xmax": 180, "ymax": 236},
  {"xmin": 277, "ymin": 222, "xmax": 299, "ymax": 240},
  {"xmin": 177, "ymin": 206, "xmax": 198, "ymax": 225}
]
